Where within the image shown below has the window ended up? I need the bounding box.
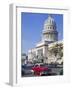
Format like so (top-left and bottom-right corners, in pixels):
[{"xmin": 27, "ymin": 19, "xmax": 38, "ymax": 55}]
[
  {"xmin": 48, "ymin": 26, "xmax": 49, "ymax": 29},
  {"xmin": 50, "ymin": 26, "xmax": 51, "ymax": 29},
  {"xmin": 53, "ymin": 26, "xmax": 55, "ymax": 29},
  {"xmin": 37, "ymin": 49, "xmax": 43, "ymax": 56}
]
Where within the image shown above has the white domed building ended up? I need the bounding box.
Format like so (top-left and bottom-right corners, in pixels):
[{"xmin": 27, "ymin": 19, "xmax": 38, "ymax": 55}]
[{"xmin": 28, "ymin": 15, "xmax": 63, "ymax": 64}]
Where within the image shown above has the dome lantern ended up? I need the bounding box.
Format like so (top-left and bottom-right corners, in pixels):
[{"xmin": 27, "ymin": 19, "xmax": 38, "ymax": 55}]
[{"xmin": 43, "ymin": 15, "xmax": 56, "ymax": 31}]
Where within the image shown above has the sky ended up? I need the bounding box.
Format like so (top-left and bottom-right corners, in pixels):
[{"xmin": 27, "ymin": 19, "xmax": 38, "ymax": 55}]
[{"xmin": 21, "ymin": 12, "xmax": 63, "ymax": 54}]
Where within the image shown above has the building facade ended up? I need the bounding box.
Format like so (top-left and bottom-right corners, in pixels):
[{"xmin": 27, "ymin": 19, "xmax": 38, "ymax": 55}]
[{"xmin": 28, "ymin": 16, "xmax": 63, "ymax": 64}]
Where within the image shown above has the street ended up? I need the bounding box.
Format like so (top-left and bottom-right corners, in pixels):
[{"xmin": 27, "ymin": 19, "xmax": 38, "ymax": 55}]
[{"xmin": 22, "ymin": 64, "xmax": 63, "ymax": 77}]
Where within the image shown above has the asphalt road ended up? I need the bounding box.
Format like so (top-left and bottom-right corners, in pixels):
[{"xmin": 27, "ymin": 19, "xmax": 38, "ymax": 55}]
[{"xmin": 22, "ymin": 65, "xmax": 63, "ymax": 77}]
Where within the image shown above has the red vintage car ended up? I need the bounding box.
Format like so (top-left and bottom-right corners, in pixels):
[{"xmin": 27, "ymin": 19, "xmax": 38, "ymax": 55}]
[{"xmin": 32, "ymin": 64, "xmax": 49, "ymax": 76}]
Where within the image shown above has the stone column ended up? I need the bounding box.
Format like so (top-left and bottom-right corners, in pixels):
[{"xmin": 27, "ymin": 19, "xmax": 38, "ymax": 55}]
[{"xmin": 43, "ymin": 45, "xmax": 48, "ymax": 63}]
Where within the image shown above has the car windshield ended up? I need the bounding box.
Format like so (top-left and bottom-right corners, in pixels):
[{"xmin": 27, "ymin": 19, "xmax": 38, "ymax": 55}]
[
  {"xmin": 40, "ymin": 64, "xmax": 45, "ymax": 67},
  {"xmin": 34, "ymin": 65, "xmax": 39, "ymax": 67}
]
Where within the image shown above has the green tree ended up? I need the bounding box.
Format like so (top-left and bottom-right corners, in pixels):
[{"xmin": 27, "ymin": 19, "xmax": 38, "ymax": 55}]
[{"xmin": 49, "ymin": 43, "xmax": 63, "ymax": 63}]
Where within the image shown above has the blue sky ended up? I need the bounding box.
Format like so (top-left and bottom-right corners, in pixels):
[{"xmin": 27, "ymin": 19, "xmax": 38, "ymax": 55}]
[{"xmin": 21, "ymin": 12, "xmax": 63, "ymax": 54}]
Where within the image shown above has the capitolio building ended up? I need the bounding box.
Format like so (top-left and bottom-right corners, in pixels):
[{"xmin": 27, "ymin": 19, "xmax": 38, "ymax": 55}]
[{"xmin": 28, "ymin": 16, "xmax": 63, "ymax": 64}]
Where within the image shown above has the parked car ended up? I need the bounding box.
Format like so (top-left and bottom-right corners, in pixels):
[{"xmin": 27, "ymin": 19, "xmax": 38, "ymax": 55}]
[
  {"xmin": 32, "ymin": 64, "xmax": 51, "ymax": 76},
  {"xmin": 21, "ymin": 65, "xmax": 34, "ymax": 76}
]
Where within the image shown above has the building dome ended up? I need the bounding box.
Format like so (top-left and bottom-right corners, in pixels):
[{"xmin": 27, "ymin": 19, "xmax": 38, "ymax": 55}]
[
  {"xmin": 44, "ymin": 16, "xmax": 56, "ymax": 25},
  {"xmin": 42, "ymin": 15, "xmax": 58, "ymax": 42},
  {"xmin": 43, "ymin": 15, "xmax": 56, "ymax": 31}
]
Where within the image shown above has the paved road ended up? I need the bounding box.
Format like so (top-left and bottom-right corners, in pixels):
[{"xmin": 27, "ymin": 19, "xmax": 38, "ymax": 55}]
[
  {"xmin": 22, "ymin": 65, "xmax": 63, "ymax": 77},
  {"xmin": 50, "ymin": 67, "xmax": 63, "ymax": 75}
]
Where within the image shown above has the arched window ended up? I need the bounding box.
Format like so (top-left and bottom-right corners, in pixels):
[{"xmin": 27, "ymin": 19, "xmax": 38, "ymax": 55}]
[
  {"xmin": 50, "ymin": 26, "xmax": 51, "ymax": 29},
  {"xmin": 48, "ymin": 26, "xmax": 49, "ymax": 29},
  {"xmin": 53, "ymin": 26, "xmax": 54, "ymax": 29}
]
